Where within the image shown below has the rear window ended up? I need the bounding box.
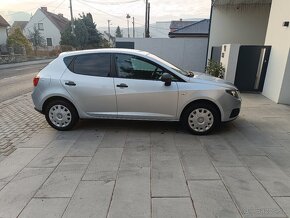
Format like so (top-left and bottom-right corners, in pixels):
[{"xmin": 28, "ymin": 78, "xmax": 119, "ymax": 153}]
[
  {"xmin": 71, "ymin": 53, "xmax": 111, "ymax": 77},
  {"xmin": 63, "ymin": 56, "xmax": 74, "ymax": 71}
]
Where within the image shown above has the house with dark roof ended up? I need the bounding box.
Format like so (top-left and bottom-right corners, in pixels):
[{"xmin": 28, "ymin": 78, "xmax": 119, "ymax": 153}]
[
  {"xmin": 168, "ymin": 19, "xmax": 210, "ymax": 38},
  {"xmin": 10, "ymin": 21, "xmax": 29, "ymax": 34},
  {"xmin": 169, "ymin": 20, "xmax": 197, "ymax": 32},
  {"xmin": 23, "ymin": 7, "xmax": 69, "ymax": 48},
  {"xmin": 0, "ymin": 15, "xmax": 10, "ymax": 45}
]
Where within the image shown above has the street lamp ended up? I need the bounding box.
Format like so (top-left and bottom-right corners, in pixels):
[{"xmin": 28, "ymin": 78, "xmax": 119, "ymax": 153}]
[{"xmin": 126, "ymin": 14, "xmax": 131, "ymax": 38}]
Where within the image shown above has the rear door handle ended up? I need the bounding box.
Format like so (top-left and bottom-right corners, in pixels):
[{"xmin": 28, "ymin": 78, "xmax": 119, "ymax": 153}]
[
  {"xmin": 65, "ymin": 81, "xmax": 76, "ymax": 86},
  {"xmin": 116, "ymin": 83, "xmax": 128, "ymax": 88}
]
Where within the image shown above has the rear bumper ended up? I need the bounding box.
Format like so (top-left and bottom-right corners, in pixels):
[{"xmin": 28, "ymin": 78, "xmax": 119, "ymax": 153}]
[{"xmin": 34, "ymin": 107, "xmax": 44, "ymax": 114}]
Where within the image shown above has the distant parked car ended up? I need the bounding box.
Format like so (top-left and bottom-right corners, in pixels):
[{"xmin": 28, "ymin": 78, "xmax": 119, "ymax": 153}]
[{"xmin": 32, "ymin": 49, "xmax": 241, "ymax": 135}]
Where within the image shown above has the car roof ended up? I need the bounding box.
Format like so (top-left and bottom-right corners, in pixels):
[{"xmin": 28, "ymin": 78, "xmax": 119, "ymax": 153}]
[{"xmin": 59, "ymin": 48, "xmax": 150, "ymax": 57}]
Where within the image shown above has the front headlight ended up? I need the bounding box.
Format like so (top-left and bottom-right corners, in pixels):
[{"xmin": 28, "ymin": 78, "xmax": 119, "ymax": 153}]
[{"xmin": 226, "ymin": 89, "xmax": 240, "ymax": 99}]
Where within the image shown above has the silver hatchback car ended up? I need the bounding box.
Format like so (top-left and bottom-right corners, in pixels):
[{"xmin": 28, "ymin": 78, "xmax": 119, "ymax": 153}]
[{"xmin": 32, "ymin": 48, "xmax": 241, "ymax": 135}]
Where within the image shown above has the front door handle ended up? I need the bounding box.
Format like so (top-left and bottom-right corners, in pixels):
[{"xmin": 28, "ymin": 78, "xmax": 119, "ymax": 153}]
[
  {"xmin": 65, "ymin": 81, "xmax": 76, "ymax": 86},
  {"xmin": 116, "ymin": 83, "xmax": 128, "ymax": 88}
]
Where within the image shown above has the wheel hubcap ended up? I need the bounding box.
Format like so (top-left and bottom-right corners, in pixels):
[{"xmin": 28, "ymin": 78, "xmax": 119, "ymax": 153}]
[
  {"xmin": 188, "ymin": 108, "xmax": 214, "ymax": 132},
  {"xmin": 49, "ymin": 105, "xmax": 72, "ymax": 128}
]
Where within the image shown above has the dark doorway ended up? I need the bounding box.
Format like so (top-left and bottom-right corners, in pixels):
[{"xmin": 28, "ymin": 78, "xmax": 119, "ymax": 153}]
[
  {"xmin": 115, "ymin": 41, "xmax": 135, "ymax": 49},
  {"xmin": 234, "ymin": 46, "xmax": 271, "ymax": 92},
  {"xmin": 211, "ymin": 46, "xmax": 222, "ymax": 62}
]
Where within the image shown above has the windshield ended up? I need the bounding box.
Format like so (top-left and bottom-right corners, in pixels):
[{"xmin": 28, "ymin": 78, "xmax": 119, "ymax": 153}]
[{"xmin": 147, "ymin": 53, "xmax": 189, "ymax": 76}]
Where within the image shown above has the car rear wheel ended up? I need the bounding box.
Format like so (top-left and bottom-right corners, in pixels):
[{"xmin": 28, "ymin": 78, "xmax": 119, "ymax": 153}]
[
  {"xmin": 181, "ymin": 102, "xmax": 220, "ymax": 135},
  {"xmin": 45, "ymin": 100, "xmax": 78, "ymax": 131}
]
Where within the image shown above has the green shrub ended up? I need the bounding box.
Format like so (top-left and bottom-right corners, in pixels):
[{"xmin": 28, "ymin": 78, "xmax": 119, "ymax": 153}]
[{"xmin": 205, "ymin": 59, "xmax": 225, "ymax": 78}]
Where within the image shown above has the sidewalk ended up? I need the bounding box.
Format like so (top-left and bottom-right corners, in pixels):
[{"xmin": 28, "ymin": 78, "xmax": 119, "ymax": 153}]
[{"xmin": 0, "ymin": 58, "xmax": 53, "ymax": 70}]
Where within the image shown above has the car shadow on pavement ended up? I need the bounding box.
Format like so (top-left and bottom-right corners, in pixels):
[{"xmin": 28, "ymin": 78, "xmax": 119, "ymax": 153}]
[{"xmin": 74, "ymin": 118, "xmax": 234, "ymax": 135}]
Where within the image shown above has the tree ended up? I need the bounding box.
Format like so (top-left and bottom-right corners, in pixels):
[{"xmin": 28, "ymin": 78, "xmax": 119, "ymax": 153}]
[
  {"xmin": 7, "ymin": 27, "xmax": 32, "ymax": 53},
  {"xmin": 74, "ymin": 19, "xmax": 89, "ymax": 49},
  {"xmin": 115, "ymin": 26, "xmax": 123, "ymax": 38},
  {"xmin": 60, "ymin": 22, "xmax": 77, "ymax": 48},
  {"xmin": 60, "ymin": 13, "xmax": 103, "ymax": 49},
  {"xmin": 28, "ymin": 26, "xmax": 45, "ymax": 54},
  {"xmin": 80, "ymin": 13, "xmax": 102, "ymax": 48}
]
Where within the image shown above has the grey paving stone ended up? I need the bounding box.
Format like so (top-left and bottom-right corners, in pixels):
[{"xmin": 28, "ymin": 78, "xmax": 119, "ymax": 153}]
[
  {"xmin": 83, "ymin": 148, "xmax": 123, "ymax": 181},
  {"xmin": 152, "ymin": 198, "xmax": 196, "ymax": 218},
  {"xmin": 125, "ymin": 129, "xmax": 150, "ymax": 147},
  {"xmin": 274, "ymin": 197, "xmax": 290, "ymax": 217},
  {"xmin": 151, "ymin": 132, "xmax": 189, "ymax": 197},
  {"xmin": 174, "ymin": 131, "xmax": 201, "ymax": 147},
  {"xmin": 107, "ymin": 146, "xmax": 150, "ymax": 218},
  {"xmin": 223, "ymin": 124, "xmax": 264, "ymax": 156},
  {"xmin": 18, "ymin": 198, "xmax": 70, "ymax": 218},
  {"xmin": 0, "ymin": 167, "xmax": 53, "ymax": 218},
  {"xmin": 241, "ymin": 156, "xmax": 290, "ymax": 196},
  {"xmin": 28, "ymin": 137, "xmax": 78, "ymax": 168},
  {"xmin": 66, "ymin": 130, "xmax": 104, "ymax": 157},
  {"xmin": 188, "ymin": 180, "xmax": 241, "ymax": 218},
  {"xmin": 35, "ymin": 157, "xmax": 91, "ymax": 198},
  {"xmin": 262, "ymin": 147, "xmax": 290, "ymax": 176},
  {"xmin": 234, "ymin": 123, "xmax": 276, "ymax": 147},
  {"xmin": 99, "ymin": 129, "xmax": 127, "ymax": 148},
  {"xmin": 0, "ymin": 181, "xmax": 6, "ymax": 190},
  {"xmin": 178, "ymin": 144, "xmax": 220, "ymax": 180},
  {"xmin": 18, "ymin": 128, "xmax": 58, "ymax": 148},
  {"xmin": 201, "ymin": 136, "xmax": 243, "ymax": 167},
  {"xmin": 217, "ymin": 167, "xmax": 286, "ymax": 218},
  {"xmin": 62, "ymin": 181, "xmax": 114, "ymax": 218},
  {"xmin": 0, "ymin": 148, "xmax": 42, "ymax": 183}
]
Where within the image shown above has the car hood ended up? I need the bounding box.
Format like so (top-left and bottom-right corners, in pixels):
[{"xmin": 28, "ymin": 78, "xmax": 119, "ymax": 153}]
[{"xmin": 187, "ymin": 72, "xmax": 237, "ymax": 89}]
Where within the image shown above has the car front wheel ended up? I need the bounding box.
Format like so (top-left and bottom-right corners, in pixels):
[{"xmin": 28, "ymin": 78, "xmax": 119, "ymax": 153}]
[
  {"xmin": 181, "ymin": 102, "xmax": 220, "ymax": 135},
  {"xmin": 45, "ymin": 100, "xmax": 79, "ymax": 131}
]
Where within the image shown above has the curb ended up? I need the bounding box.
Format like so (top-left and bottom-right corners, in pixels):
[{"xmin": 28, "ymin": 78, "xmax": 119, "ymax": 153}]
[{"xmin": 0, "ymin": 59, "xmax": 54, "ymax": 70}]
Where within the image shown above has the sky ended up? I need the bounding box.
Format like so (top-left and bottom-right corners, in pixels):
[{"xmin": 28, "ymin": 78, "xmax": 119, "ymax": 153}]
[{"xmin": 1, "ymin": 0, "xmax": 211, "ymax": 28}]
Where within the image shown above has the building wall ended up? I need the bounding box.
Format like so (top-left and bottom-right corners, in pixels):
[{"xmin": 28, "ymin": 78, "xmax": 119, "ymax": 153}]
[
  {"xmin": 208, "ymin": 4, "xmax": 271, "ymax": 59},
  {"xmin": 279, "ymin": 50, "xmax": 290, "ymax": 104},
  {"xmin": 0, "ymin": 27, "xmax": 7, "ymax": 45},
  {"xmin": 262, "ymin": 0, "xmax": 290, "ymax": 104},
  {"xmin": 23, "ymin": 9, "xmax": 61, "ymax": 47},
  {"xmin": 116, "ymin": 38, "xmax": 208, "ymax": 72},
  {"xmin": 220, "ymin": 44, "xmax": 240, "ymax": 83}
]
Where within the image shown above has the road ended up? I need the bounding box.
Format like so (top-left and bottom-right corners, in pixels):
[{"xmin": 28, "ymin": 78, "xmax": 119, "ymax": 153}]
[{"xmin": 0, "ymin": 63, "xmax": 48, "ymax": 103}]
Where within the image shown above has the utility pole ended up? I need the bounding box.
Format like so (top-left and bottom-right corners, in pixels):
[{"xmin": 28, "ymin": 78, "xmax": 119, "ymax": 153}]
[
  {"xmin": 132, "ymin": 17, "xmax": 135, "ymax": 38},
  {"xmin": 145, "ymin": 0, "xmax": 148, "ymax": 38},
  {"xmin": 126, "ymin": 14, "xmax": 131, "ymax": 38},
  {"xmin": 69, "ymin": 0, "xmax": 74, "ymax": 35},
  {"xmin": 146, "ymin": 3, "xmax": 150, "ymax": 38},
  {"xmin": 107, "ymin": 20, "xmax": 111, "ymax": 36}
]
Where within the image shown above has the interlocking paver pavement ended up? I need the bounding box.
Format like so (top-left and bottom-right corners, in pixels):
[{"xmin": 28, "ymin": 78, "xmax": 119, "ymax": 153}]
[
  {"xmin": 0, "ymin": 93, "xmax": 47, "ymax": 157},
  {"xmin": 0, "ymin": 93, "xmax": 290, "ymax": 218}
]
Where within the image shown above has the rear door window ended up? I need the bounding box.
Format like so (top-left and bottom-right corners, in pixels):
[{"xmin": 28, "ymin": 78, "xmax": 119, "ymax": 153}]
[{"xmin": 72, "ymin": 53, "xmax": 111, "ymax": 77}]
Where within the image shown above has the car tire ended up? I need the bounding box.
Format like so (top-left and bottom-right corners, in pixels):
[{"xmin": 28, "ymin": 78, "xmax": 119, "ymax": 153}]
[
  {"xmin": 181, "ymin": 102, "xmax": 220, "ymax": 135},
  {"xmin": 45, "ymin": 99, "xmax": 79, "ymax": 131}
]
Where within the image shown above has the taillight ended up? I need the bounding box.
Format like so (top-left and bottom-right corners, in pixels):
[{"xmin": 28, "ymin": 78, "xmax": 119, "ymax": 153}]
[{"xmin": 33, "ymin": 75, "xmax": 40, "ymax": 87}]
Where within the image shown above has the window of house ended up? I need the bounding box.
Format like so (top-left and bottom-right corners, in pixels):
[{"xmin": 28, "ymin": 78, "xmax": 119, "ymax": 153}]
[
  {"xmin": 38, "ymin": 23, "xmax": 44, "ymax": 30},
  {"xmin": 46, "ymin": 38, "xmax": 52, "ymax": 46},
  {"xmin": 72, "ymin": 54, "xmax": 111, "ymax": 77}
]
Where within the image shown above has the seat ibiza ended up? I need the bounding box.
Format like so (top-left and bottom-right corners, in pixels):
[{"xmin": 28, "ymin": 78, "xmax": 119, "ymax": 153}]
[{"xmin": 32, "ymin": 49, "xmax": 241, "ymax": 135}]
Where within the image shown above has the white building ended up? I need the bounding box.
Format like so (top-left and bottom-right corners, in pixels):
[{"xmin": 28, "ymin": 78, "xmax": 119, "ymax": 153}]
[
  {"xmin": 0, "ymin": 15, "xmax": 10, "ymax": 46},
  {"xmin": 208, "ymin": 0, "xmax": 290, "ymax": 105},
  {"xmin": 23, "ymin": 7, "xmax": 69, "ymax": 48}
]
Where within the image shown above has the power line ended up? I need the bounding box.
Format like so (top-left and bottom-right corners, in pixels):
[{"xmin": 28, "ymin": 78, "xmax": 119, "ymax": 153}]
[{"xmin": 81, "ymin": 0, "xmax": 141, "ymax": 5}]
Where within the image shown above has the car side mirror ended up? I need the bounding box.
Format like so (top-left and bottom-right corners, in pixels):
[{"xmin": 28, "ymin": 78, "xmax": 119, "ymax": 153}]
[{"xmin": 161, "ymin": 73, "xmax": 172, "ymax": 86}]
